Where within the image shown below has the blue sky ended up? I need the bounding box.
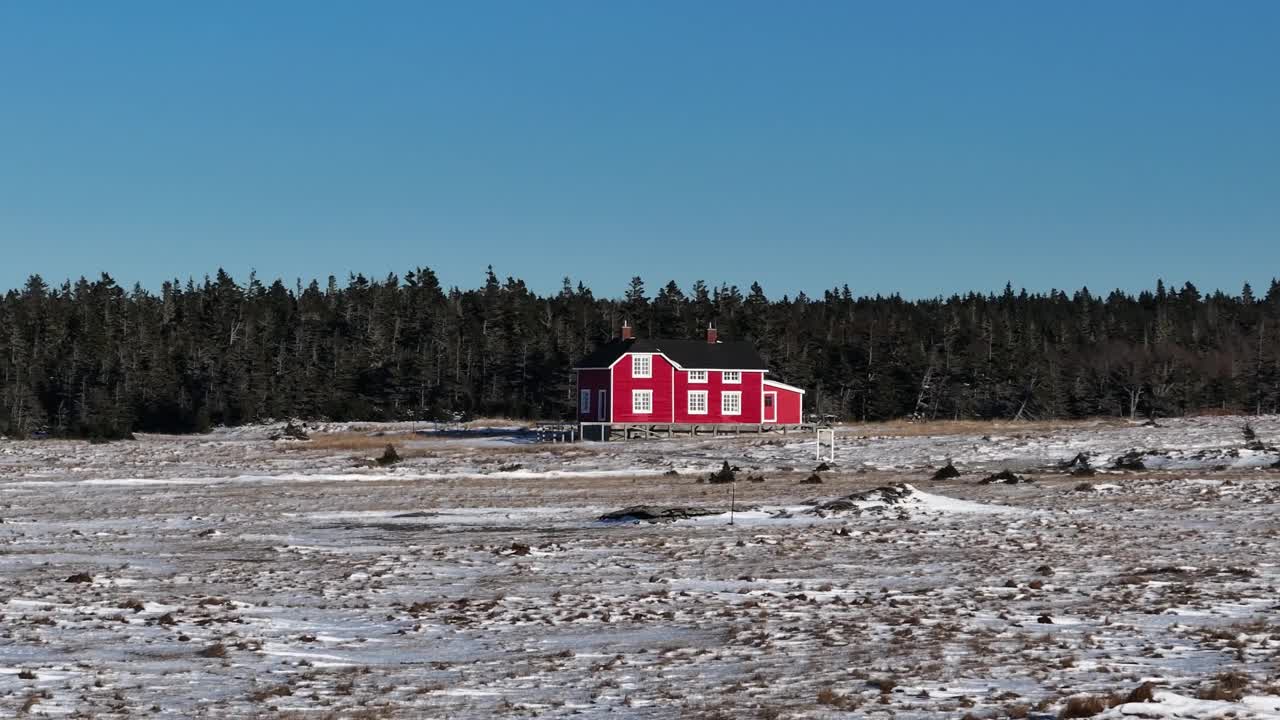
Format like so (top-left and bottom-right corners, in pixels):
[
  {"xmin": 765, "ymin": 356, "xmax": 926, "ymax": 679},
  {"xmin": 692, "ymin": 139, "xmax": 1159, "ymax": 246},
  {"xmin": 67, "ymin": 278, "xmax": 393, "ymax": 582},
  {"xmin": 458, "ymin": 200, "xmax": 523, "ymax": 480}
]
[{"xmin": 2, "ymin": 2, "xmax": 1277, "ymax": 299}]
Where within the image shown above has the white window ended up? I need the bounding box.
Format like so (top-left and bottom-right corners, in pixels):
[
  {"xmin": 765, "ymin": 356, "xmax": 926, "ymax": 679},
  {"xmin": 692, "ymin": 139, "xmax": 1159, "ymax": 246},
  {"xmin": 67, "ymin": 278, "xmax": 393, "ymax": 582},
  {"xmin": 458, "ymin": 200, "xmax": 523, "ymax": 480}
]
[
  {"xmin": 632, "ymin": 354, "xmax": 652, "ymax": 378},
  {"xmin": 721, "ymin": 391, "xmax": 742, "ymax": 415},
  {"xmin": 687, "ymin": 370, "xmax": 707, "ymax": 383},
  {"xmin": 579, "ymin": 390, "xmax": 591, "ymax": 414},
  {"xmin": 687, "ymin": 390, "xmax": 708, "ymax": 415},
  {"xmin": 632, "ymin": 389, "xmax": 653, "ymax": 414},
  {"xmin": 722, "ymin": 371, "xmax": 741, "ymax": 384}
]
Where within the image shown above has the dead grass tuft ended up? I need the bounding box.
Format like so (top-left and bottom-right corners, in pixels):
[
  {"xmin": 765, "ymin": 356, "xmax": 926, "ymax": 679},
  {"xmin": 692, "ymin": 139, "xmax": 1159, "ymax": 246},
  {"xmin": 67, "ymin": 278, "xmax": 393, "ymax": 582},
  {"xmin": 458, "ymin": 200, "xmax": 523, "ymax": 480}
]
[
  {"xmin": 816, "ymin": 686, "xmax": 859, "ymax": 709},
  {"xmin": 198, "ymin": 642, "xmax": 227, "ymax": 658},
  {"xmin": 846, "ymin": 418, "xmax": 1124, "ymax": 439},
  {"xmin": 248, "ymin": 684, "xmax": 294, "ymax": 702},
  {"xmin": 1198, "ymin": 670, "xmax": 1248, "ymax": 701},
  {"xmin": 1123, "ymin": 681, "xmax": 1157, "ymax": 704},
  {"xmin": 1058, "ymin": 693, "xmax": 1124, "ymax": 718}
]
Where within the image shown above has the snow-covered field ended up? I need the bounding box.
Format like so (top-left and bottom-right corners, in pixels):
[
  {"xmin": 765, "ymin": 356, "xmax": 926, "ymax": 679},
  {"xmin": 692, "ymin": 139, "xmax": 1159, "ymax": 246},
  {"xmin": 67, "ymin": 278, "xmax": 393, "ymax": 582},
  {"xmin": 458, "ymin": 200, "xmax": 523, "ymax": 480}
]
[{"xmin": 2, "ymin": 416, "xmax": 1280, "ymax": 718}]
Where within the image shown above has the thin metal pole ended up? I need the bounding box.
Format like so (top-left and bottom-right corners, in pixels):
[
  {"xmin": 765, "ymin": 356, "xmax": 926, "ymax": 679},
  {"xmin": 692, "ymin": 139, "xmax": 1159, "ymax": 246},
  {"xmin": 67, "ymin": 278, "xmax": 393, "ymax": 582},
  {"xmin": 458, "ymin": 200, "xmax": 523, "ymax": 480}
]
[{"xmin": 730, "ymin": 480, "xmax": 736, "ymax": 526}]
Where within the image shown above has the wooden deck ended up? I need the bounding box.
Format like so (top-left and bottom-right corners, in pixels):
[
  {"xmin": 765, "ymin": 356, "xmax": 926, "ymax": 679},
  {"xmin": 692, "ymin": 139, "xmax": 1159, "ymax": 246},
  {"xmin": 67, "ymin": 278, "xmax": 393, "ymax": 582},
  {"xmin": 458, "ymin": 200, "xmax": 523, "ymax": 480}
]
[{"xmin": 577, "ymin": 422, "xmax": 816, "ymax": 441}]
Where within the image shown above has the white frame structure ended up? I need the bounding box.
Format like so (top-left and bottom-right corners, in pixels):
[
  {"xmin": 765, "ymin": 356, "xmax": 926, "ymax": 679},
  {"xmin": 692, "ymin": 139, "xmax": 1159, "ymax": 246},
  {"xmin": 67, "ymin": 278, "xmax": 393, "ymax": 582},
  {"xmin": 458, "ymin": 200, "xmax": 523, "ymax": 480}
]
[
  {"xmin": 687, "ymin": 390, "xmax": 708, "ymax": 415},
  {"xmin": 632, "ymin": 389, "xmax": 653, "ymax": 414},
  {"xmin": 579, "ymin": 389, "xmax": 591, "ymax": 414},
  {"xmin": 816, "ymin": 427, "xmax": 835, "ymax": 462},
  {"xmin": 721, "ymin": 391, "xmax": 742, "ymax": 415},
  {"xmin": 762, "ymin": 391, "xmax": 777, "ymax": 423},
  {"xmin": 631, "ymin": 354, "xmax": 652, "ymax": 378},
  {"xmin": 721, "ymin": 370, "xmax": 741, "ymax": 384},
  {"xmin": 687, "ymin": 370, "xmax": 707, "ymax": 383}
]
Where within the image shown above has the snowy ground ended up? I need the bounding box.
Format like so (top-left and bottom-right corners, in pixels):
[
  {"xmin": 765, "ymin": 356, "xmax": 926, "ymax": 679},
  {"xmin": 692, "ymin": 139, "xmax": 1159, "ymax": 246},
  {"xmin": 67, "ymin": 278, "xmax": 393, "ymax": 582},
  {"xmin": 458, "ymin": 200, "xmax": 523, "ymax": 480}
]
[{"xmin": 2, "ymin": 416, "xmax": 1280, "ymax": 718}]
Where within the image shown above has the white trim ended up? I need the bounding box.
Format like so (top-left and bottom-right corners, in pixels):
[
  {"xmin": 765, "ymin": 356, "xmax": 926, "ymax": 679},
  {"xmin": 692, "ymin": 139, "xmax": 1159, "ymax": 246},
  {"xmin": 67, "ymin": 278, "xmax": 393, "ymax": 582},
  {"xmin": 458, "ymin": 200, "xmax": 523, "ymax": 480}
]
[
  {"xmin": 687, "ymin": 390, "xmax": 709, "ymax": 415},
  {"xmin": 763, "ymin": 391, "xmax": 778, "ymax": 423},
  {"xmin": 721, "ymin": 370, "xmax": 741, "ymax": 384},
  {"xmin": 670, "ymin": 362, "xmax": 676, "ymax": 423},
  {"xmin": 631, "ymin": 354, "xmax": 653, "ymax": 378},
  {"xmin": 598, "ymin": 389, "xmax": 607, "ymax": 421},
  {"xmin": 580, "ymin": 389, "xmax": 592, "ymax": 415},
  {"xmin": 687, "ymin": 370, "xmax": 707, "ymax": 383},
  {"xmin": 721, "ymin": 391, "xmax": 742, "ymax": 416},
  {"xmin": 762, "ymin": 379, "xmax": 806, "ymax": 394},
  {"xmin": 605, "ymin": 350, "xmax": 765, "ymax": 374},
  {"xmin": 632, "ymin": 389, "xmax": 653, "ymax": 414}
]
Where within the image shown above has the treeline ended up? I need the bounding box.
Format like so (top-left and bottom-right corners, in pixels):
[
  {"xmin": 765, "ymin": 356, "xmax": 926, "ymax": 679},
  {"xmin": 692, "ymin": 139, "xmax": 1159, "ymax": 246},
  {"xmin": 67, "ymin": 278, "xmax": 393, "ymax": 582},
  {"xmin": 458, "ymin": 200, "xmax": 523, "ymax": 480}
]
[{"xmin": 3, "ymin": 268, "xmax": 1280, "ymax": 438}]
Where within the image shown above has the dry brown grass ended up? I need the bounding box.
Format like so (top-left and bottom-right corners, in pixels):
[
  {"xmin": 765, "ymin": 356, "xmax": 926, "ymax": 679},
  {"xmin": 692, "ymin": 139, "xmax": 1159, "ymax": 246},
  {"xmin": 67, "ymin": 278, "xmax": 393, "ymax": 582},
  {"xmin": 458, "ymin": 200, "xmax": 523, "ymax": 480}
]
[
  {"xmin": 18, "ymin": 692, "xmax": 45, "ymax": 715},
  {"xmin": 248, "ymin": 684, "xmax": 294, "ymax": 702},
  {"xmin": 282, "ymin": 431, "xmax": 588, "ymax": 459},
  {"xmin": 290, "ymin": 433, "xmax": 421, "ymax": 453},
  {"xmin": 1058, "ymin": 693, "xmax": 1124, "ymax": 718},
  {"xmin": 842, "ymin": 417, "xmax": 1124, "ymax": 439},
  {"xmin": 1123, "ymin": 682, "xmax": 1156, "ymax": 704},
  {"xmin": 815, "ymin": 686, "xmax": 859, "ymax": 709},
  {"xmin": 1198, "ymin": 671, "xmax": 1249, "ymax": 701},
  {"xmin": 198, "ymin": 642, "xmax": 227, "ymax": 658}
]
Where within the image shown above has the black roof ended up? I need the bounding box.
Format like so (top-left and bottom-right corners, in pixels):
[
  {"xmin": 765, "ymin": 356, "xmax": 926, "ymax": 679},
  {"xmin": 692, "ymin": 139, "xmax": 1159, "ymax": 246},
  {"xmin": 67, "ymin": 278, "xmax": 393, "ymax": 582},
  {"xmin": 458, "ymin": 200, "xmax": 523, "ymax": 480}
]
[{"xmin": 575, "ymin": 338, "xmax": 768, "ymax": 370}]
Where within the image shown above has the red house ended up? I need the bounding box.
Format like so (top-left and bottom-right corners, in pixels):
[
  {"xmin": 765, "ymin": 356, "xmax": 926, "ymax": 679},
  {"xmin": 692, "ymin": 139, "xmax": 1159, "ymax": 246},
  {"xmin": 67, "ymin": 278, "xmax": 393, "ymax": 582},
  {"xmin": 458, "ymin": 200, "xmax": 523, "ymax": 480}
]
[{"xmin": 575, "ymin": 324, "xmax": 806, "ymax": 436}]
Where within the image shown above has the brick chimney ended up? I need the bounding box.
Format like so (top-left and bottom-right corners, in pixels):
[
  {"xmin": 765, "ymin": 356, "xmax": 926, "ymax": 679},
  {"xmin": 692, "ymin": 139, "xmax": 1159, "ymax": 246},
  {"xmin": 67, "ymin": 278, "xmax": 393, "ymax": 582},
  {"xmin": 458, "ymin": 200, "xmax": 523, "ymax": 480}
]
[
  {"xmin": 621, "ymin": 320, "xmax": 634, "ymax": 340},
  {"xmin": 706, "ymin": 323, "xmax": 718, "ymax": 344}
]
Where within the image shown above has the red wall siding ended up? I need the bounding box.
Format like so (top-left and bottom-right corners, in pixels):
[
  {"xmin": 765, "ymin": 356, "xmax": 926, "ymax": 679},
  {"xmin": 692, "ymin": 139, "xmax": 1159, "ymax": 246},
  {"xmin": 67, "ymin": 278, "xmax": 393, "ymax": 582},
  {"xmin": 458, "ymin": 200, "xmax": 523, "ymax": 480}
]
[
  {"xmin": 766, "ymin": 385, "xmax": 804, "ymax": 424},
  {"xmin": 611, "ymin": 353, "xmax": 676, "ymax": 423},
  {"xmin": 576, "ymin": 369, "xmax": 611, "ymax": 421},
  {"xmin": 605, "ymin": 353, "xmax": 799, "ymax": 425},
  {"xmin": 672, "ymin": 370, "xmax": 764, "ymax": 424}
]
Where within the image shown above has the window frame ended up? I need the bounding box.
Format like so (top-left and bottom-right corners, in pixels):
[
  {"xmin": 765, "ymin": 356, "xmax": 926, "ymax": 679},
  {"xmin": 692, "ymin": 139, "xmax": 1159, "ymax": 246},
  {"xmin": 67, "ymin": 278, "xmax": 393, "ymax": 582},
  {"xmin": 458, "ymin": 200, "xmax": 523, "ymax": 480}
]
[
  {"xmin": 579, "ymin": 389, "xmax": 592, "ymax": 414},
  {"xmin": 631, "ymin": 354, "xmax": 653, "ymax": 378},
  {"xmin": 687, "ymin": 370, "xmax": 707, "ymax": 383},
  {"xmin": 687, "ymin": 390, "xmax": 708, "ymax": 415},
  {"xmin": 632, "ymin": 389, "xmax": 653, "ymax": 414},
  {"xmin": 721, "ymin": 370, "xmax": 741, "ymax": 384},
  {"xmin": 721, "ymin": 390, "xmax": 742, "ymax": 415}
]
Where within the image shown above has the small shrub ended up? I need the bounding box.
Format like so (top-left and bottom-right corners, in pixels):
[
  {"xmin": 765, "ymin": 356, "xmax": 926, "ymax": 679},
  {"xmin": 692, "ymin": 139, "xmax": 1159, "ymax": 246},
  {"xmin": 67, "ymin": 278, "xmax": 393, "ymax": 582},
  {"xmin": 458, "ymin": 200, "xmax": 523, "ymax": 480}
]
[
  {"xmin": 20, "ymin": 692, "xmax": 43, "ymax": 713},
  {"xmin": 18, "ymin": 669, "xmax": 36, "ymax": 680},
  {"xmin": 708, "ymin": 461, "xmax": 736, "ymax": 484},
  {"xmin": 377, "ymin": 444, "xmax": 402, "ymax": 466},
  {"xmin": 1123, "ymin": 682, "xmax": 1156, "ymax": 704},
  {"xmin": 1112, "ymin": 450, "xmax": 1147, "ymax": 471},
  {"xmin": 1058, "ymin": 694, "xmax": 1111, "ymax": 718},
  {"xmin": 799, "ymin": 473, "xmax": 823, "ymax": 485},
  {"xmin": 198, "ymin": 643, "xmax": 227, "ymax": 658},
  {"xmin": 1198, "ymin": 671, "xmax": 1248, "ymax": 702},
  {"xmin": 1243, "ymin": 423, "xmax": 1258, "ymax": 442},
  {"xmin": 815, "ymin": 686, "xmax": 857, "ymax": 709},
  {"xmin": 64, "ymin": 572, "xmax": 93, "ymax": 584},
  {"xmin": 980, "ymin": 469, "xmax": 1026, "ymax": 484},
  {"xmin": 932, "ymin": 462, "xmax": 961, "ymax": 480},
  {"xmin": 870, "ymin": 677, "xmax": 897, "ymax": 694},
  {"xmin": 248, "ymin": 684, "xmax": 294, "ymax": 702}
]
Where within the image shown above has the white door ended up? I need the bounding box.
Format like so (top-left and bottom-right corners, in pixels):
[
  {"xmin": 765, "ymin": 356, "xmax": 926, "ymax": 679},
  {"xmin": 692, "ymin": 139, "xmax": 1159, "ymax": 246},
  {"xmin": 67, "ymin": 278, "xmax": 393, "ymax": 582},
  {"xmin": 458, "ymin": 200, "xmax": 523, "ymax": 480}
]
[
  {"xmin": 763, "ymin": 392, "xmax": 777, "ymax": 423},
  {"xmin": 598, "ymin": 390, "xmax": 607, "ymax": 421}
]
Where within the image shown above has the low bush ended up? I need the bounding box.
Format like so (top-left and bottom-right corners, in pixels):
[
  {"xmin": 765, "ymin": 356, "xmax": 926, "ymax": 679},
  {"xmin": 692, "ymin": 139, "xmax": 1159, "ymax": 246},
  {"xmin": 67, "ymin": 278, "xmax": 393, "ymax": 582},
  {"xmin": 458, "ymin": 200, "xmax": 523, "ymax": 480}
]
[
  {"xmin": 708, "ymin": 461, "xmax": 736, "ymax": 484},
  {"xmin": 377, "ymin": 444, "xmax": 402, "ymax": 466}
]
